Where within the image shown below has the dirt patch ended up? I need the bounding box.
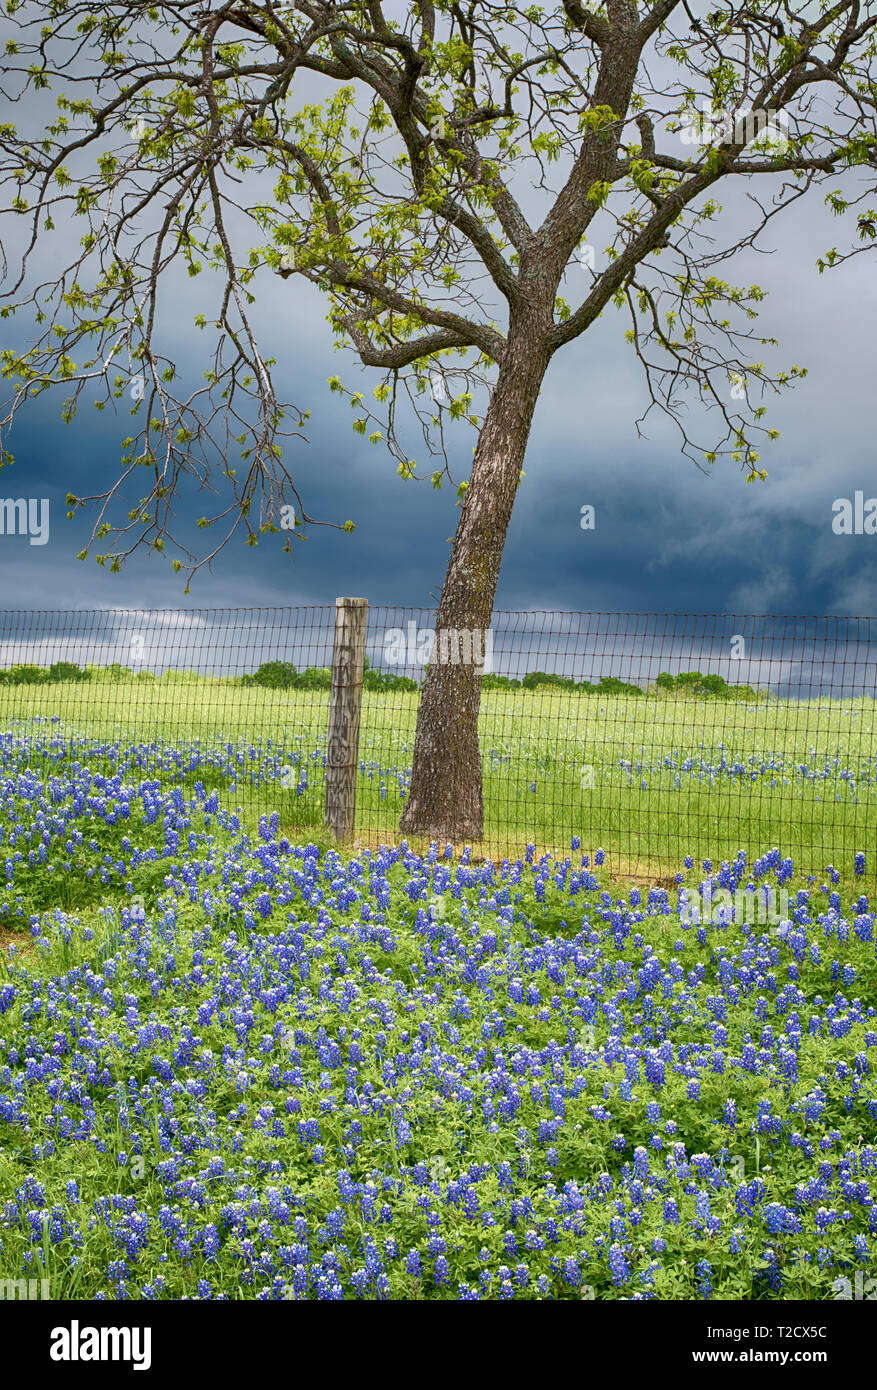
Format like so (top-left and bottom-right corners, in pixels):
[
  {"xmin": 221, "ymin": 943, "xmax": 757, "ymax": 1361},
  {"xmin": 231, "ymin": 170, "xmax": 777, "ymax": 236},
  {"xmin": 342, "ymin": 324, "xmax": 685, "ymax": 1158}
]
[
  {"xmin": 0, "ymin": 925, "xmax": 36, "ymax": 959},
  {"xmin": 286, "ymin": 830, "xmax": 683, "ymax": 887}
]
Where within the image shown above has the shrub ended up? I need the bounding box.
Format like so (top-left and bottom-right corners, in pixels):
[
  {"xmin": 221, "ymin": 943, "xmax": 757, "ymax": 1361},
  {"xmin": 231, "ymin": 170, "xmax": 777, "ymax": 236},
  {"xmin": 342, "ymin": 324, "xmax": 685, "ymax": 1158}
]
[
  {"xmin": 653, "ymin": 670, "xmax": 759, "ymax": 700},
  {"xmin": 46, "ymin": 661, "xmax": 89, "ymax": 682},
  {"xmin": 363, "ymin": 667, "xmax": 417, "ymax": 692},
  {"xmin": 252, "ymin": 661, "xmax": 298, "ymax": 689},
  {"xmin": 295, "ymin": 666, "xmax": 332, "ymax": 689},
  {"xmin": 0, "ymin": 663, "xmax": 45, "ymax": 685},
  {"xmin": 481, "ymin": 674, "xmax": 521, "ymax": 690},
  {"xmin": 595, "ymin": 675, "xmax": 643, "ymax": 696}
]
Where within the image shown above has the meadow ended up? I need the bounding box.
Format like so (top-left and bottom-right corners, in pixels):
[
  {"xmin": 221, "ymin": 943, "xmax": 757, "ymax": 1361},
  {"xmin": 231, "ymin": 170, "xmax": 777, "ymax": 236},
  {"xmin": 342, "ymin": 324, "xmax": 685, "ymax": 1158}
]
[
  {"xmin": 2, "ymin": 676, "xmax": 876, "ymax": 876},
  {"xmin": 0, "ymin": 684, "xmax": 875, "ymax": 1301}
]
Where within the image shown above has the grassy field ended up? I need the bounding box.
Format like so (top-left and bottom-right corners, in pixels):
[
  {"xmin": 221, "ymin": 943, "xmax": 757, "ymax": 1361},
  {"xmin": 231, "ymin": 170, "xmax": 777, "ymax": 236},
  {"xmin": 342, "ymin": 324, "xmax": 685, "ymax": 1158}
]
[{"xmin": 2, "ymin": 678, "xmax": 876, "ymax": 879}]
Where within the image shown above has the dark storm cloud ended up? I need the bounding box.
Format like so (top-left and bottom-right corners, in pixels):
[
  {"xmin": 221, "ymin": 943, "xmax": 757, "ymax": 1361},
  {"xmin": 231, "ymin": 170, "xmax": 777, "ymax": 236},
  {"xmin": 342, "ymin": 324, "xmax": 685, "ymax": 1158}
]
[{"xmin": 1, "ymin": 23, "xmax": 875, "ymax": 637}]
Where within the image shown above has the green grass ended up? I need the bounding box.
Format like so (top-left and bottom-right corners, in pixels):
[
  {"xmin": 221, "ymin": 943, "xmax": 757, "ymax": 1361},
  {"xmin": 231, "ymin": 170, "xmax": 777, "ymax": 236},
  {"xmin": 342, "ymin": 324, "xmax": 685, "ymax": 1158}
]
[{"xmin": 2, "ymin": 678, "xmax": 876, "ymax": 879}]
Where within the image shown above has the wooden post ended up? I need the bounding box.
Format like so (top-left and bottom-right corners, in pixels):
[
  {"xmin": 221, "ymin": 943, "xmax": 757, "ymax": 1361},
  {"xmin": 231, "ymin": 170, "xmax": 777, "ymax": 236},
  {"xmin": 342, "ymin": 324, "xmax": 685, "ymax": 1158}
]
[{"xmin": 325, "ymin": 596, "xmax": 367, "ymax": 840}]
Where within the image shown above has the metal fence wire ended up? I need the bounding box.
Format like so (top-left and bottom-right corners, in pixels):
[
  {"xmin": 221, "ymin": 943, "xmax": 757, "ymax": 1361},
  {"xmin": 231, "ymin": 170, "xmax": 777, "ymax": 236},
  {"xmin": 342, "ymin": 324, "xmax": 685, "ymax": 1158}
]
[{"xmin": 1, "ymin": 606, "xmax": 875, "ymax": 880}]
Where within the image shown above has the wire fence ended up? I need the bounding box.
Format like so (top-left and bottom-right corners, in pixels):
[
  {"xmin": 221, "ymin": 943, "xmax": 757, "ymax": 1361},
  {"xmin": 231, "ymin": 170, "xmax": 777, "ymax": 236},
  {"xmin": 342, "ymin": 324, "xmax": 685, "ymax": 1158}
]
[{"xmin": 1, "ymin": 605, "xmax": 876, "ymax": 881}]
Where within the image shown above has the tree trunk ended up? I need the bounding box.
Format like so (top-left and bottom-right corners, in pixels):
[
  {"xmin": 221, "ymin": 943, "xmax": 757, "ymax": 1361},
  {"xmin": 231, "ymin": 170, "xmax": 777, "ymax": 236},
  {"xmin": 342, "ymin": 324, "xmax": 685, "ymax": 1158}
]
[{"xmin": 400, "ymin": 322, "xmax": 550, "ymax": 841}]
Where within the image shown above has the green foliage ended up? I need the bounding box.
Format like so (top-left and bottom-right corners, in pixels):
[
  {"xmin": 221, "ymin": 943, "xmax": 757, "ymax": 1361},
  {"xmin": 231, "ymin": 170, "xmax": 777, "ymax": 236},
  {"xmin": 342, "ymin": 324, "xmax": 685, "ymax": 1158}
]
[
  {"xmin": 0, "ymin": 663, "xmax": 46, "ymax": 686},
  {"xmin": 520, "ymin": 671, "xmax": 644, "ymax": 696},
  {"xmin": 590, "ymin": 675, "xmax": 644, "ymax": 696},
  {"xmin": 247, "ymin": 656, "xmax": 416, "ymax": 693},
  {"xmin": 250, "ymin": 660, "xmax": 298, "ymax": 690},
  {"xmin": 0, "ymin": 661, "xmax": 91, "ymax": 685},
  {"xmin": 655, "ymin": 670, "xmax": 760, "ymax": 700},
  {"xmin": 295, "ymin": 667, "xmax": 333, "ymax": 690},
  {"xmin": 94, "ymin": 662, "xmax": 133, "ymax": 683},
  {"xmin": 481, "ymin": 674, "xmax": 522, "ymax": 690},
  {"xmin": 247, "ymin": 661, "xmax": 332, "ymax": 690},
  {"xmin": 522, "ymin": 671, "xmax": 578, "ymax": 691},
  {"xmin": 0, "ymin": 658, "xmax": 761, "ymax": 701},
  {"xmin": 47, "ymin": 661, "xmax": 89, "ymax": 682},
  {"xmin": 363, "ymin": 666, "xmax": 418, "ymax": 693}
]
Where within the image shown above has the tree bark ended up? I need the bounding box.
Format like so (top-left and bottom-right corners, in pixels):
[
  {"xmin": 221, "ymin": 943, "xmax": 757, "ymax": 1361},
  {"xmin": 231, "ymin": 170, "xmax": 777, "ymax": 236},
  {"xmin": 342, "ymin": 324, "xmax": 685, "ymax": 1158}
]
[{"xmin": 400, "ymin": 318, "xmax": 550, "ymax": 840}]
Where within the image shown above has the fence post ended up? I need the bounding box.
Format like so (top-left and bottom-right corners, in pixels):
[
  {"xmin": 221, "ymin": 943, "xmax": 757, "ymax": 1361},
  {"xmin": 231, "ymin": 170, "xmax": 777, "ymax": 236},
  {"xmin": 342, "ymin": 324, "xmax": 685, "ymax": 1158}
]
[{"xmin": 325, "ymin": 597, "xmax": 368, "ymax": 840}]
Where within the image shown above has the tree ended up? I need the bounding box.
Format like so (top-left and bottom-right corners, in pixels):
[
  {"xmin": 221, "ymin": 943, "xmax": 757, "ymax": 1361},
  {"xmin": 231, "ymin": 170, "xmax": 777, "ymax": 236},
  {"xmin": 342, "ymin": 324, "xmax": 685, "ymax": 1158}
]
[
  {"xmin": 252, "ymin": 659, "xmax": 298, "ymax": 687},
  {"xmin": 0, "ymin": 1, "xmax": 875, "ymax": 839},
  {"xmin": 47, "ymin": 660, "xmax": 89, "ymax": 681}
]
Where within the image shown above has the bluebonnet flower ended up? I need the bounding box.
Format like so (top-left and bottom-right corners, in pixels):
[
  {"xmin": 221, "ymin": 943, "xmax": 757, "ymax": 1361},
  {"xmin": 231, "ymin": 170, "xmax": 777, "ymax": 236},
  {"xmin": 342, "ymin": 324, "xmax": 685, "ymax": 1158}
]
[
  {"xmin": 608, "ymin": 1244, "xmax": 629, "ymax": 1285},
  {"xmin": 695, "ymin": 1260, "xmax": 713, "ymax": 1299},
  {"xmin": 2, "ymin": 754, "xmax": 876, "ymax": 1301}
]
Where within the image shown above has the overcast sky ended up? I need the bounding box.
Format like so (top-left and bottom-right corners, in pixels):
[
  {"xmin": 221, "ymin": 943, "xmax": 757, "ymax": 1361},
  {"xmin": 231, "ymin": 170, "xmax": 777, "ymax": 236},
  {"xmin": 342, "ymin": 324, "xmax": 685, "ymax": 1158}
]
[{"xmin": 1, "ymin": 12, "xmax": 875, "ymax": 637}]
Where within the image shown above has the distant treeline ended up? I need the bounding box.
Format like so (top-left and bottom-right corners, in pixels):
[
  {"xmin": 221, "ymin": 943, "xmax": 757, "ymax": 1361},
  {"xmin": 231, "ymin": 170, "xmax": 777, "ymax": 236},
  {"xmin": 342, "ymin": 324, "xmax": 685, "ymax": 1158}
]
[
  {"xmin": 481, "ymin": 670, "xmax": 761, "ymax": 699},
  {"xmin": 0, "ymin": 660, "xmax": 761, "ymax": 699},
  {"xmin": 655, "ymin": 671, "xmax": 761, "ymax": 700},
  {"xmin": 0, "ymin": 662, "xmax": 204, "ymax": 686},
  {"xmin": 0, "ymin": 657, "xmax": 418, "ymax": 693},
  {"xmin": 481, "ymin": 672, "xmax": 646, "ymax": 694},
  {"xmin": 0, "ymin": 661, "xmax": 103, "ymax": 685},
  {"xmin": 239, "ymin": 658, "xmax": 418, "ymax": 692}
]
